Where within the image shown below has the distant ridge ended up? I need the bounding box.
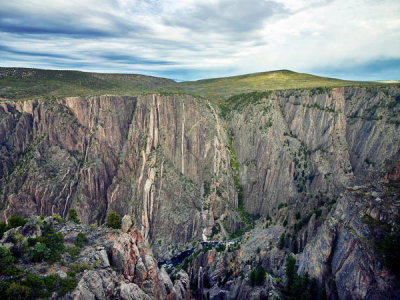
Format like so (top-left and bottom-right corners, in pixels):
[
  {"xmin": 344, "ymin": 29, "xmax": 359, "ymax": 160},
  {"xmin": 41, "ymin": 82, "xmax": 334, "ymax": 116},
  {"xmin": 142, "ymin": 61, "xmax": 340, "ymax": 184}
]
[{"xmin": 1, "ymin": 67, "xmax": 397, "ymax": 101}]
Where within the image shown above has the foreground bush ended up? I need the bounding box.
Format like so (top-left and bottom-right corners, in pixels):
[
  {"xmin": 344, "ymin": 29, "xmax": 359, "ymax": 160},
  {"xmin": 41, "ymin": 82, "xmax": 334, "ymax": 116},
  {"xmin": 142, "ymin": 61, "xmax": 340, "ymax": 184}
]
[
  {"xmin": 0, "ymin": 214, "xmax": 28, "ymax": 238},
  {"xmin": 68, "ymin": 209, "xmax": 80, "ymax": 224},
  {"xmin": 5, "ymin": 282, "xmax": 31, "ymax": 300},
  {"xmin": 28, "ymin": 223, "xmax": 65, "ymax": 263},
  {"xmin": 106, "ymin": 210, "xmax": 122, "ymax": 229},
  {"xmin": 0, "ymin": 246, "xmax": 19, "ymax": 276}
]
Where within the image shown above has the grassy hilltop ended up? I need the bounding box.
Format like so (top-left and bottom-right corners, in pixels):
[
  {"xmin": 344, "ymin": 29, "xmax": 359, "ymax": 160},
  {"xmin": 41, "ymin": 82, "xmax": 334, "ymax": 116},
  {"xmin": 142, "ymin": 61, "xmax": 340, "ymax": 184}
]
[
  {"xmin": 0, "ymin": 67, "xmax": 179, "ymax": 100},
  {"xmin": 0, "ymin": 67, "xmax": 397, "ymax": 102}
]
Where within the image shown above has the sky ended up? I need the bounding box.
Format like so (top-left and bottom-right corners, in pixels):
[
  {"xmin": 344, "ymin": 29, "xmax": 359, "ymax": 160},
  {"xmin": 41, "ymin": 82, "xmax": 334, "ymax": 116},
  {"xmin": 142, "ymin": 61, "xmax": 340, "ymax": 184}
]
[{"xmin": 0, "ymin": 0, "xmax": 399, "ymax": 81}]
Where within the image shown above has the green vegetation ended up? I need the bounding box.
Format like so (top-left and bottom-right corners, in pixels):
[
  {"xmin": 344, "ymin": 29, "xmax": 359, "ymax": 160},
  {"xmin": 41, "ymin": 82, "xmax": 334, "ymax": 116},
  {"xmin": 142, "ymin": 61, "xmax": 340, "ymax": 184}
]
[
  {"xmin": 0, "ymin": 270, "xmax": 68, "ymax": 299},
  {"xmin": 4, "ymin": 282, "xmax": 31, "ymax": 300},
  {"xmin": 75, "ymin": 232, "xmax": 87, "ymax": 248},
  {"xmin": 52, "ymin": 213, "xmax": 65, "ymax": 223},
  {"xmin": 279, "ymin": 232, "xmax": 286, "ymax": 249},
  {"xmin": 225, "ymin": 125, "xmax": 257, "ymax": 233},
  {"xmin": 278, "ymin": 203, "xmax": 288, "ymax": 209},
  {"xmin": 284, "ymin": 255, "xmax": 317, "ymax": 300},
  {"xmin": 249, "ymin": 266, "xmax": 266, "ymax": 286},
  {"xmin": 30, "ymin": 242, "xmax": 51, "ymax": 262},
  {"xmin": 203, "ymin": 180, "xmax": 211, "ymax": 197},
  {"xmin": 58, "ymin": 274, "xmax": 77, "ymax": 297},
  {"xmin": 106, "ymin": 210, "xmax": 122, "ymax": 229},
  {"xmin": 180, "ymin": 70, "xmax": 386, "ymax": 101},
  {"xmin": 0, "ymin": 246, "xmax": 20, "ymax": 276},
  {"xmin": 0, "ymin": 67, "xmax": 179, "ymax": 101},
  {"xmin": 294, "ymin": 208, "xmax": 322, "ymax": 233},
  {"xmin": 28, "ymin": 223, "xmax": 65, "ymax": 263},
  {"xmin": 216, "ymin": 243, "xmax": 226, "ymax": 252},
  {"xmin": 220, "ymin": 91, "xmax": 272, "ymax": 116},
  {"xmin": 66, "ymin": 232, "xmax": 87, "ymax": 261},
  {"xmin": 67, "ymin": 246, "xmax": 81, "ymax": 261},
  {"xmin": 0, "ymin": 214, "xmax": 28, "ymax": 238},
  {"xmin": 68, "ymin": 209, "xmax": 80, "ymax": 224},
  {"xmin": 8, "ymin": 214, "xmax": 28, "ymax": 228},
  {"xmin": 362, "ymin": 213, "xmax": 400, "ymax": 275},
  {"xmin": 2, "ymin": 67, "xmax": 394, "ymax": 112},
  {"xmin": 0, "ymin": 214, "xmax": 82, "ymax": 298}
]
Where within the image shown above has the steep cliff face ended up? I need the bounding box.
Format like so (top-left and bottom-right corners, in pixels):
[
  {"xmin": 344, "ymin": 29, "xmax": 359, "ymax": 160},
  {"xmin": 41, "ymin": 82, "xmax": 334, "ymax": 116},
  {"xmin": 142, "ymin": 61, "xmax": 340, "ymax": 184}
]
[
  {"xmin": 297, "ymin": 178, "xmax": 400, "ymax": 299},
  {"xmin": 0, "ymin": 95, "xmax": 237, "ymax": 258},
  {"xmin": 228, "ymin": 87, "xmax": 400, "ymax": 216},
  {"xmin": 1, "ymin": 84, "xmax": 400, "ymax": 298}
]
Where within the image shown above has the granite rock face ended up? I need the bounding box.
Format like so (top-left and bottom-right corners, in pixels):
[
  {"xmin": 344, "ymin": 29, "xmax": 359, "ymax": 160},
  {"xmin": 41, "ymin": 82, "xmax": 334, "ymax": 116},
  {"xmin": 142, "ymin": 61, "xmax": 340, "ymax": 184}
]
[
  {"xmin": 228, "ymin": 87, "xmax": 400, "ymax": 216},
  {"xmin": 0, "ymin": 95, "xmax": 237, "ymax": 258},
  {"xmin": 297, "ymin": 180, "xmax": 400, "ymax": 299},
  {"xmin": 1, "ymin": 86, "xmax": 400, "ymax": 298}
]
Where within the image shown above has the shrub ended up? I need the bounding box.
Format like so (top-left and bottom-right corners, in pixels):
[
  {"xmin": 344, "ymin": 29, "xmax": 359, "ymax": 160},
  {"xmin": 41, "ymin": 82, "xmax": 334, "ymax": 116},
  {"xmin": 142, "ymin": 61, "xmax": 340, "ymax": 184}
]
[
  {"xmin": 30, "ymin": 242, "xmax": 51, "ymax": 262},
  {"xmin": 0, "ymin": 246, "xmax": 19, "ymax": 276},
  {"xmin": 203, "ymin": 180, "xmax": 211, "ymax": 197},
  {"xmin": 23, "ymin": 274, "xmax": 45, "ymax": 298},
  {"xmin": 0, "ymin": 214, "xmax": 28, "ymax": 239},
  {"xmin": 5, "ymin": 282, "xmax": 31, "ymax": 300},
  {"xmin": 59, "ymin": 276, "xmax": 77, "ymax": 296},
  {"xmin": 285, "ymin": 255, "xmax": 296, "ymax": 286},
  {"xmin": 249, "ymin": 266, "xmax": 265, "ymax": 286},
  {"xmin": 29, "ymin": 223, "xmax": 65, "ymax": 263},
  {"xmin": 279, "ymin": 232, "xmax": 285, "ymax": 249},
  {"xmin": 278, "ymin": 203, "xmax": 287, "ymax": 209},
  {"xmin": 8, "ymin": 214, "xmax": 27, "ymax": 228},
  {"xmin": 363, "ymin": 213, "xmax": 400, "ymax": 276},
  {"xmin": 216, "ymin": 243, "xmax": 226, "ymax": 252},
  {"xmin": 285, "ymin": 255, "xmax": 317, "ymax": 299},
  {"xmin": 67, "ymin": 246, "xmax": 81, "ymax": 261},
  {"xmin": 66, "ymin": 271, "xmax": 76, "ymax": 277},
  {"xmin": 211, "ymin": 224, "xmax": 220, "ymax": 236},
  {"xmin": 106, "ymin": 210, "xmax": 122, "ymax": 229},
  {"xmin": 0, "ymin": 222, "xmax": 8, "ymax": 239},
  {"xmin": 44, "ymin": 274, "xmax": 61, "ymax": 294},
  {"xmin": 75, "ymin": 232, "xmax": 87, "ymax": 248},
  {"xmin": 70, "ymin": 261, "xmax": 90, "ymax": 272},
  {"xmin": 68, "ymin": 209, "xmax": 80, "ymax": 224},
  {"xmin": 44, "ymin": 224, "xmax": 65, "ymax": 263},
  {"xmin": 52, "ymin": 213, "xmax": 65, "ymax": 223}
]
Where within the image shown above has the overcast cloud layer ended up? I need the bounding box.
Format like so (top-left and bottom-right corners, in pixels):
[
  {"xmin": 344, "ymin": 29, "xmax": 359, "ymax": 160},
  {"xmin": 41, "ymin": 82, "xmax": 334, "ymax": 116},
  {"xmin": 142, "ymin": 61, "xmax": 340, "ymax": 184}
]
[{"xmin": 0, "ymin": 0, "xmax": 399, "ymax": 81}]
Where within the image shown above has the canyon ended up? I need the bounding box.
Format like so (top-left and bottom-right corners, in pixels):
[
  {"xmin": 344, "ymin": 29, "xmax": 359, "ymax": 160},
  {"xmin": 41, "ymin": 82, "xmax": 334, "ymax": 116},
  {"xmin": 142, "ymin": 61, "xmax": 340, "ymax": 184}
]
[{"xmin": 1, "ymin": 68, "xmax": 400, "ymax": 299}]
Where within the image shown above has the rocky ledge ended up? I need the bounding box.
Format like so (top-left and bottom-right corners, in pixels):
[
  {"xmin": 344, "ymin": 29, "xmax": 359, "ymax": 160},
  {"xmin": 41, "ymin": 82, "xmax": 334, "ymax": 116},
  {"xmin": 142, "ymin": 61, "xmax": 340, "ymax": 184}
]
[{"xmin": 0, "ymin": 214, "xmax": 189, "ymax": 299}]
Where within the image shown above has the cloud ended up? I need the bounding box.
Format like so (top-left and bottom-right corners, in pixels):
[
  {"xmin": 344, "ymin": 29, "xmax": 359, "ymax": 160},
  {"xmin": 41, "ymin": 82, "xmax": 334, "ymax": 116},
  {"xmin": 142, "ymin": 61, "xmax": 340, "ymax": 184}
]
[
  {"xmin": 0, "ymin": 0, "xmax": 399, "ymax": 80},
  {"xmin": 163, "ymin": 0, "xmax": 287, "ymax": 35}
]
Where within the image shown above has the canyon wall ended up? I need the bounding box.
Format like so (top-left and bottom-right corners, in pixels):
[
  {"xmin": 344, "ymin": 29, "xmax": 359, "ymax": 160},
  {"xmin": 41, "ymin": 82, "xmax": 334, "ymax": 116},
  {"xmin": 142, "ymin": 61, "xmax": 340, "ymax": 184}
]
[
  {"xmin": 1, "ymin": 86, "xmax": 399, "ymax": 259},
  {"xmin": 0, "ymin": 95, "xmax": 237, "ymax": 258},
  {"xmin": 228, "ymin": 87, "xmax": 400, "ymax": 216}
]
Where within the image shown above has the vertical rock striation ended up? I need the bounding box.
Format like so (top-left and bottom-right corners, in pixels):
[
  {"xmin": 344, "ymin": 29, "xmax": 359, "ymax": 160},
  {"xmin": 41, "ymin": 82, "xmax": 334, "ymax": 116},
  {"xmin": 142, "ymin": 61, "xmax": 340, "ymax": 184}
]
[{"xmin": 0, "ymin": 94, "xmax": 237, "ymax": 258}]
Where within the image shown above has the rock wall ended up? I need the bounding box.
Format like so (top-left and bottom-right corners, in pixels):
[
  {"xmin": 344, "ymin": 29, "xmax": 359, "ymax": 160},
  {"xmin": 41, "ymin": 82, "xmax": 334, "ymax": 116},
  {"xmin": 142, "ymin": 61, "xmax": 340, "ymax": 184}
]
[
  {"xmin": 228, "ymin": 87, "xmax": 400, "ymax": 216},
  {"xmin": 0, "ymin": 95, "xmax": 237, "ymax": 258},
  {"xmin": 1, "ymin": 86, "xmax": 399, "ymax": 259},
  {"xmin": 297, "ymin": 182, "xmax": 400, "ymax": 299}
]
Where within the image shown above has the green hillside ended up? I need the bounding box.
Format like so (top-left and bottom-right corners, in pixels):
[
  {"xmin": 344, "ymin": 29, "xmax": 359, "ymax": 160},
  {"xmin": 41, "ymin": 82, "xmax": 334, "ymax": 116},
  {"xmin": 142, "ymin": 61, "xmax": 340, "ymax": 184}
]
[
  {"xmin": 0, "ymin": 68, "xmax": 179, "ymax": 100},
  {"xmin": 179, "ymin": 69, "xmax": 385, "ymax": 100},
  {"xmin": 0, "ymin": 67, "xmax": 396, "ymax": 102}
]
